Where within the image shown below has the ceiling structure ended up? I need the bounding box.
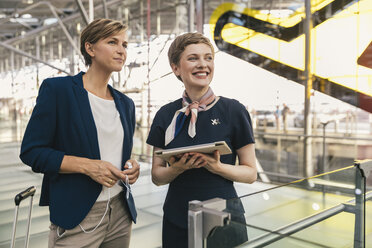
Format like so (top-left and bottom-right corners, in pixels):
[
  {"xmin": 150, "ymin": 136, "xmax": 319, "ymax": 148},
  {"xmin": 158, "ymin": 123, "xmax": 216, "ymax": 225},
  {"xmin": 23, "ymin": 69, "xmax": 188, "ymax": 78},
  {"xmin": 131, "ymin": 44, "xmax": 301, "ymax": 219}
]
[
  {"xmin": 0, "ymin": 0, "xmax": 186, "ymax": 74},
  {"xmin": 0, "ymin": 0, "xmax": 301, "ymax": 75}
]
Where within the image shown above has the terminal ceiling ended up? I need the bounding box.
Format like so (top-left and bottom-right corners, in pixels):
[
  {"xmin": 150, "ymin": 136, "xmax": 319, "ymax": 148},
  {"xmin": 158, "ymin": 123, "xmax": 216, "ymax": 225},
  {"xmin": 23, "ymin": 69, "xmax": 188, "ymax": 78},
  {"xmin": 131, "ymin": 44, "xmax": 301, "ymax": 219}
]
[{"xmin": 0, "ymin": 0, "xmax": 299, "ymax": 72}]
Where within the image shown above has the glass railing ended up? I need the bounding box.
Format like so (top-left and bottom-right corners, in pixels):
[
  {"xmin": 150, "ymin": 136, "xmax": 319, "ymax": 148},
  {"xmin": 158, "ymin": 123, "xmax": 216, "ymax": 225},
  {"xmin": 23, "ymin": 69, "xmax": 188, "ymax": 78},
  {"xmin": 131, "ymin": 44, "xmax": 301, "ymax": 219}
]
[
  {"xmin": 368, "ymin": 179, "xmax": 372, "ymax": 247},
  {"xmin": 188, "ymin": 160, "xmax": 372, "ymax": 248},
  {"xmin": 254, "ymin": 130, "xmax": 372, "ymax": 182}
]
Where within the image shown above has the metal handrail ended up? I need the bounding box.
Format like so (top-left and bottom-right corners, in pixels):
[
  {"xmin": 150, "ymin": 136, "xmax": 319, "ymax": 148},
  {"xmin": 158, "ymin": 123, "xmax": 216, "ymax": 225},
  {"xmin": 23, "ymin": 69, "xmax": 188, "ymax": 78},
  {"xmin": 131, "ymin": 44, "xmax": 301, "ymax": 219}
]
[
  {"xmin": 188, "ymin": 160, "xmax": 372, "ymax": 248},
  {"xmin": 243, "ymin": 191, "xmax": 372, "ymax": 247}
]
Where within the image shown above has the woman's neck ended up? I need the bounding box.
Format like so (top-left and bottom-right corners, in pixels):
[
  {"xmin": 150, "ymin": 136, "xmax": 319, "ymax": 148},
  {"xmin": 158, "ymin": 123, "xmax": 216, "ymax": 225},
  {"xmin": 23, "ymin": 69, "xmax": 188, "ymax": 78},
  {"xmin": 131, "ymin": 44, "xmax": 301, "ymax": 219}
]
[
  {"xmin": 83, "ymin": 66, "xmax": 112, "ymax": 99},
  {"xmin": 185, "ymin": 86, "xmax": 210, "ymax": 102}
]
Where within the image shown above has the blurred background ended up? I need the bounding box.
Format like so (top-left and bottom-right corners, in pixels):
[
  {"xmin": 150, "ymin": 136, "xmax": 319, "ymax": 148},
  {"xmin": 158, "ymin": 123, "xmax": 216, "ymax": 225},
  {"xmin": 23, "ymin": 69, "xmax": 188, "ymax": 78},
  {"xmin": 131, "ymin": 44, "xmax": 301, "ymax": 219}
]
[{"xmin": 0, "ymin": 0, "xmax": 371, "ymax": 247}]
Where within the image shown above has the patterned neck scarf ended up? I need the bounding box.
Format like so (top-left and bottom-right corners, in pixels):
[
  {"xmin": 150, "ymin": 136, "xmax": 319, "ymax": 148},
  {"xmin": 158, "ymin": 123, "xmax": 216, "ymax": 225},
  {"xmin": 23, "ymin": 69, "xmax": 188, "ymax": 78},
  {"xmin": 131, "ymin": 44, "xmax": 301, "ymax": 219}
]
[{"xmin": 165, "ymin": 87, "xmax": 216, "ymax": 146}]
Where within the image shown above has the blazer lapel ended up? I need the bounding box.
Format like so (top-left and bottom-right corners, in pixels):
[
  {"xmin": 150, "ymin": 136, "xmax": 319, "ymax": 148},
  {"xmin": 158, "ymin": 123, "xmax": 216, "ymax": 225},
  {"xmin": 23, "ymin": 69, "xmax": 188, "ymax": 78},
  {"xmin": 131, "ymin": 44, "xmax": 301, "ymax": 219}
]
[{"xmin": 72, "ymin": 72, "xmax": 100, "ymax": 159}]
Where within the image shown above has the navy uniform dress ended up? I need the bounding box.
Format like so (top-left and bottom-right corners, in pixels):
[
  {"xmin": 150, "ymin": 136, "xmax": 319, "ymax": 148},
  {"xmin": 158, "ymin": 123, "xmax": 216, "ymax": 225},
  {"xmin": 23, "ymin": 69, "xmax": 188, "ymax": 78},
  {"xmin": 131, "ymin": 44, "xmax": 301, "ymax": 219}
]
[{"xmin": 147, "ymin": 96, "xmax": 255, "ymax": 248}]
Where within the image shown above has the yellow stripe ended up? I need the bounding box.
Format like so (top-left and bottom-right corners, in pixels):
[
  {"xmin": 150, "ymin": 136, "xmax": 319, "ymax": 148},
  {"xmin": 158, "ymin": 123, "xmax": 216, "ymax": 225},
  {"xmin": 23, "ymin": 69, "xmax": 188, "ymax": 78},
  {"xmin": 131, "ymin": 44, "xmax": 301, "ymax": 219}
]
[
  {"xmin": 209, "ymin": 0, "xmax": 372, "ymax": 98},
  {"xmin": 210, "ymin": 0, "xmax": 339, "ymax": 30}
]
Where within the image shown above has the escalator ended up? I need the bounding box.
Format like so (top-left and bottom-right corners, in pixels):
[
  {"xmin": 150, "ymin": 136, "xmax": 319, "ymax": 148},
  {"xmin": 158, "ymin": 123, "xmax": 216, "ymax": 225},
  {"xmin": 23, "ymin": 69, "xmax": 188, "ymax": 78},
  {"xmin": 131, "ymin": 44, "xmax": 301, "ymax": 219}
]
[{"xmin": 209, "ymin": 0, "xmax": 372, "ymax": 113}]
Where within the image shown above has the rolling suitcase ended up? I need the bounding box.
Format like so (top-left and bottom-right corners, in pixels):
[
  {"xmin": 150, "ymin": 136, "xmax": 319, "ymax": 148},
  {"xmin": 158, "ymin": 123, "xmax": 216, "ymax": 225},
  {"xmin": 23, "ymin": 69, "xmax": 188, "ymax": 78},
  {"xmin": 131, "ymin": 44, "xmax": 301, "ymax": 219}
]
[{"xmin": 10, "ymin": 186, "xmax": 36, "ymax": 248}]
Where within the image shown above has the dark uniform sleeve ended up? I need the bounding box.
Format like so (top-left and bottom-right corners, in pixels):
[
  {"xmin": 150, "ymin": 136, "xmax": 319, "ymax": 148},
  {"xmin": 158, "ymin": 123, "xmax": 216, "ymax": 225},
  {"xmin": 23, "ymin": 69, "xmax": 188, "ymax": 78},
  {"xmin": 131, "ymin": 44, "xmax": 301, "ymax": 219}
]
[
  {"xmin": 231, "ymin": 100, "xmax": 255, "ymax": 150},
  {"xmin": 20, "ymin": 79, "xmax": 65, "ymax": 175},
  {"xmin": 146, "ymin": 108, "xmax": 166, "ymax": 149}
]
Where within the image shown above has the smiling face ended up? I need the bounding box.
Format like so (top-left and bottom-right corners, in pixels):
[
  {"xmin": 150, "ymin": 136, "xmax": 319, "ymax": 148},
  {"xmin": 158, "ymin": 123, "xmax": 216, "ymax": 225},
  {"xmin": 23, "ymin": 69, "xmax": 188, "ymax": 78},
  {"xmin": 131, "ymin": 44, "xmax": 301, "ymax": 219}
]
[
  {"xmin": 86, "ymin": 30, "xmax": 128, "ymax": 73},
  {"xmin": 171, "ymin": 43, "xmax": 214, "ymax": 92}
]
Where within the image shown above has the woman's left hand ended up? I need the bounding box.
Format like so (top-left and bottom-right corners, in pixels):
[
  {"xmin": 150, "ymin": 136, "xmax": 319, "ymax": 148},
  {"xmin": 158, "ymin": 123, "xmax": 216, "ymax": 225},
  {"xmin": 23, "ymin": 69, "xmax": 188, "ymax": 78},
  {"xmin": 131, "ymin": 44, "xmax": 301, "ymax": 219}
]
[{"xmin": 122, "ymin": 159, "xmax": 140, "ymax": 184}]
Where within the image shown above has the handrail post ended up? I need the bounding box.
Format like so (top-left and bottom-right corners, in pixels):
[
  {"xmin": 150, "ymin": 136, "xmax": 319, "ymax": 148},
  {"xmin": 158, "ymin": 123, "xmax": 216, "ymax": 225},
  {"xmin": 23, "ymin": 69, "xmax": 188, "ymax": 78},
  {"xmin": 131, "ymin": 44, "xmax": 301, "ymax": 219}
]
[
  {"xmin": 354, "ymin": 164, "xmax": 365, "ymax": 248},
  {"xmin": 188, "ymin": 198, "xmax": 230, "ymax": 248},
  {"xmin": 353, "ymin": 159, "xmax": 372, "ymax": 248},
  {"xmin": 189, "ymin": 200, "xmax": 204, "ymax": 248}
]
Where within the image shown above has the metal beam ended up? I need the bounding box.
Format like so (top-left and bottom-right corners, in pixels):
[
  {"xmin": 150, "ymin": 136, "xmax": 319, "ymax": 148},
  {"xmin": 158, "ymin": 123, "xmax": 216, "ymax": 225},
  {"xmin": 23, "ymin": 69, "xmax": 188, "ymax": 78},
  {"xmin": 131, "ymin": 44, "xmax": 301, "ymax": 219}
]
[
  {"xmin": 0, "ymin": 41, "xmax": 71, "ymax": 75},
  {"xmin": 75, "ymin": 0, "xmax": 90, "ymax": 25},
  {"xmin": 3, "ymin": 0, "xmax": 184, "ymax": 45},
  {"xmin": 3, "ymin": 0, "xmax": 123, "ymax": 45},
  {"xmin": 0, "ymin": 1, "xmax": 83, "ymax": 63},
  {"xmin": 45, "ymin": 1, "xmax": 84, "ymax": 62},
  {"xmin": 0, "ymin": 1, "xmax": 64, "ymax": 26}
]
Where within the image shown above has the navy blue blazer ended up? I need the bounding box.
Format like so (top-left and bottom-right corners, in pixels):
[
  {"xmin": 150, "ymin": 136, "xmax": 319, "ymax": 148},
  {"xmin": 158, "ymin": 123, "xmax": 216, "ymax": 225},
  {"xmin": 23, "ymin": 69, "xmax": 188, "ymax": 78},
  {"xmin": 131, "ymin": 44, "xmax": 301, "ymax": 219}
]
[{"xmin": 20, "ymin": 72, "xmax": 137, "ymax": 229}]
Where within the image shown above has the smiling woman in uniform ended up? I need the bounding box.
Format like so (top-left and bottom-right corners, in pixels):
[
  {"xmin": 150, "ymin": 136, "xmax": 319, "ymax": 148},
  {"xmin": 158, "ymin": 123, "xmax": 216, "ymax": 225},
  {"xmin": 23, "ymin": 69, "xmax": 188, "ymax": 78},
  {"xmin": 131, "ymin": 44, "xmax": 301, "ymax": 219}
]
[{"xmin": 146, "ymin": 32, "xmax": 257, "ymax": 248}]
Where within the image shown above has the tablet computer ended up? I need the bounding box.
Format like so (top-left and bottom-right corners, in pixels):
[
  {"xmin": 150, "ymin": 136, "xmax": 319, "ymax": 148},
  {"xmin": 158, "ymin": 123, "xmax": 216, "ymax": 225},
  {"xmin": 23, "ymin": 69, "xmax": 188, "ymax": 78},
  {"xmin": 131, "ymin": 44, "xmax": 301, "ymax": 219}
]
[{"xmin": 155, "ymin": 141, "xmax": 232, "ymax": 161}]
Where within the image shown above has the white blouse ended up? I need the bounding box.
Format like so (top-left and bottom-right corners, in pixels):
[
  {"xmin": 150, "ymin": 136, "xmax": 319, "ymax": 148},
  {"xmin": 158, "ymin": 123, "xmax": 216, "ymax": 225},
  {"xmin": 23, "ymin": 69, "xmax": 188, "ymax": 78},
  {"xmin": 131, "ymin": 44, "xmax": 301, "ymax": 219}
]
[{"xmin": 88, "ymin": 91, "xmax": 124, "ymax": 201}]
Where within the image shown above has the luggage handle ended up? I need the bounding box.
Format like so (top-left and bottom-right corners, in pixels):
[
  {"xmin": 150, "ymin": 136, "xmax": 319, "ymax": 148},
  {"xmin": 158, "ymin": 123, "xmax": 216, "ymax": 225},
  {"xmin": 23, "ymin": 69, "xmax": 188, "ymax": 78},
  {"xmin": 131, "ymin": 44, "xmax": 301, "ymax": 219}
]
[
  {"xmin": 11, "ymin": 186, "xmax": 36, "ymax": 248},
  {"xmin": 14, "ymin": 186, "xmax": 36, "ymax": 206}
]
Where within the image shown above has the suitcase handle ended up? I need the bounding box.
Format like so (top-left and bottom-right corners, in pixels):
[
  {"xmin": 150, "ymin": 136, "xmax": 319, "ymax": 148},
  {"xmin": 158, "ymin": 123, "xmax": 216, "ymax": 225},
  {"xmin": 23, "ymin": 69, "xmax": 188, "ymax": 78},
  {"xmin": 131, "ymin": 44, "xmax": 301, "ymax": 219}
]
[{"xmin": 14, "ymin": 186, "xmax": 36, "ymax": 206}]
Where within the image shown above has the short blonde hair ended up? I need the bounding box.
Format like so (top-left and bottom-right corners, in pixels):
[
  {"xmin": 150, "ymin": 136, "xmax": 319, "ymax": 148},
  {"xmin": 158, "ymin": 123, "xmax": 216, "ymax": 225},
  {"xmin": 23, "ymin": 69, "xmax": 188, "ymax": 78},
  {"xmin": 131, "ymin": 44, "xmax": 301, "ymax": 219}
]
[
  {"xmin": 80, "ymin": 18, "xmax": 128, "ymax": 66},
  {"xmin": 168, "ymin": 32, "xmax": 215, "ymax": 66}
]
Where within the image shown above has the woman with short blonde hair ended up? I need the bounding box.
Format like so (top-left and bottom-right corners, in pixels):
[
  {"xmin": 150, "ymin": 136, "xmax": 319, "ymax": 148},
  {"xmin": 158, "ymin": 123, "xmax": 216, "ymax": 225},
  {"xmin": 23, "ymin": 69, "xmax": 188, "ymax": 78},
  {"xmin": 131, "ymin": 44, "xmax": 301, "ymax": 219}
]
[{"xmin": 147, "ymin": 32, "xmax": 257, "ymax": 248}]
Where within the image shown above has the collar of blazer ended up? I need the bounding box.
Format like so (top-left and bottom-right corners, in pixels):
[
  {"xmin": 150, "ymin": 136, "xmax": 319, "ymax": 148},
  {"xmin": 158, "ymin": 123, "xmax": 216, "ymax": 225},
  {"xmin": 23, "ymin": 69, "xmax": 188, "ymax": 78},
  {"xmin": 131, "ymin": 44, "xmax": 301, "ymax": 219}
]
[{"xmin": 71, "ymin": 71, "xmax": 124, "ymax": 100}]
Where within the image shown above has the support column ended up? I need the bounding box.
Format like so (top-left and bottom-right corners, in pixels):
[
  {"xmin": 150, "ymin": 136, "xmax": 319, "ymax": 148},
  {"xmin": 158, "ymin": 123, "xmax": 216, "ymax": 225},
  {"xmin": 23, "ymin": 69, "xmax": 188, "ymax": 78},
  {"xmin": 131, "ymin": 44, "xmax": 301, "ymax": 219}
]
[
  {"xmin": 141, "ymin": 84, "xmax": 146, "ymax": 127},
  {"xmin": 157, "ymin": 0, "xmax": 161, "ymax": 35},
  {"xmin": 188, "ymin": 0, "xmax": 195, "ymax": 32},
  {"xmin": 15, "ymin": 44, "xmax": 20, "ymax": 70},
  {"xmin": 49, "ymin": 33, "xmax": 54, "ymax": 61},
  {"xmin": 303, "ymin": 0, "xmax": 313, "ymax": 177},
  {"xmin": 35, "ymin": 36, "xmax": 40, "ymax": 87},
  {"xmin": 117, "ymin": 6, "xmax": 122, "ymax": 21},
  {"xmin": 124, "ymin": 7, "xmax": 129, "ymax": 25},
  {"xmin": 89, "ymin": 0, "xmax": 94, "ymax": 22},
  {"xmin": 70, "ymin": 36, "xmax": 77, "ymax": 74},
  {"xmin": 195, "ymin": 0, "xmax": 204, "ymax": 33},
  {"xmin": 10, "ymin": 50, "xmax": 17, "ymax": 137},
  {"xmin": 147, "ymin": 0, "xmax": 151, "ymax": 129},
  {"xmin": 175, "ymin": 0, "xmax": 180, "ymax": 34},
  {"xmin": 10, "ymin": 51, "xmax": 15, "ymax": 92},
  {"xmin": 5, "ymin": 58, "xmax": 9, "ymax": 72},
  {"xmin": 140, "ymin": 0, "xmax": 144, "ymax": 43},
  {"xmin": 58, "ymin": 40, "xmax": 62, "ymax": 60},
  {"xmin": 0, "ymin": 60, "xmax": 3, "ymax": 74},
  {"xmin": 102, "ymin": 0, "xmax": 108, "ymax": 18},
  {"xmin": 21, "ymin": 43, "xmax": 26, "ymax": 67},
  {"xmin": 41, "ymin": 35, "xmax": 46, "ymax": 62}
]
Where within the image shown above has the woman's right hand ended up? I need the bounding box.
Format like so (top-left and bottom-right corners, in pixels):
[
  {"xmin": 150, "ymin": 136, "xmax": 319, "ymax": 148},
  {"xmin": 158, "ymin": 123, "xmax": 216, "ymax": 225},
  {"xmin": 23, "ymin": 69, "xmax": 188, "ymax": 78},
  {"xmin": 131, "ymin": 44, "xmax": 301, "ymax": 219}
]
[{"xmin": 86, "ymin": 159, "xmax": 125, "ymax": 188}]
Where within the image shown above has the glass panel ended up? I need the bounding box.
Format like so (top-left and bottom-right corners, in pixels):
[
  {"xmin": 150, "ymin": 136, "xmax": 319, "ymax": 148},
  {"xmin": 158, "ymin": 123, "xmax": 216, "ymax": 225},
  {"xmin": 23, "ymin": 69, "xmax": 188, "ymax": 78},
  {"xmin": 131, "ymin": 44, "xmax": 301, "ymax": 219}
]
[
  {"xmin": 367, "ymin": 194, "xmax": 372, "ymax": 248},
  {"xmin": 204, "ymin": 166, "xmax": 359, "ymax": 247},
  {"xmin": 367, "ymin": 174, "xmax": 372, "ymax": 248}
]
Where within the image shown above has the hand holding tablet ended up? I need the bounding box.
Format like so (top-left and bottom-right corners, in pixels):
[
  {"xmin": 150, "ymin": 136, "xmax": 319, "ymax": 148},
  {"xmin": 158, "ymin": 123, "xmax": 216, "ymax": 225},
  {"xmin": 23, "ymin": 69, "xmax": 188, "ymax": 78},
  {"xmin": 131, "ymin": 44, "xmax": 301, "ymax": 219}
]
[{"xmin": 155, "ymin": 141, "xmax": 232, "ymax": 161}]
